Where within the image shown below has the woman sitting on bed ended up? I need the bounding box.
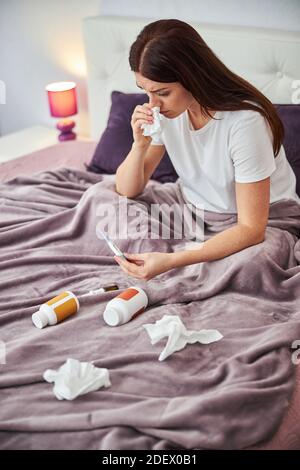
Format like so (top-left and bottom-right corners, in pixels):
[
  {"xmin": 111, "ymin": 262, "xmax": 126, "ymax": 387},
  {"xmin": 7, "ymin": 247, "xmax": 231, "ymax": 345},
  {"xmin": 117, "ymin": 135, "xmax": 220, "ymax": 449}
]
[{"xmin": 115, "ymin": 18, "xmax": 300, "ymax": 281}]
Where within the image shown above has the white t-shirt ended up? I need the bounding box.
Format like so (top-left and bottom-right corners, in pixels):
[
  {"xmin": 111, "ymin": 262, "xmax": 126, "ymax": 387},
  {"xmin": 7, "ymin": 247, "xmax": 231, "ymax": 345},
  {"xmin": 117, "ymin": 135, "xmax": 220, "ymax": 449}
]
[{"xmin": 151, "ymin": 108, "xmax": 300, "ymax": 213}]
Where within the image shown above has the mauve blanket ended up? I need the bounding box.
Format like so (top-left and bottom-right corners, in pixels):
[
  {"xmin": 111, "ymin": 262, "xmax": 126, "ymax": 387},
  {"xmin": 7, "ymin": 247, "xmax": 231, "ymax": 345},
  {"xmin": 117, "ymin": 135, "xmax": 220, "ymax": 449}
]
[{"xmin": 0, "ymin": 168, "xmax": 300, "ymax": 450}]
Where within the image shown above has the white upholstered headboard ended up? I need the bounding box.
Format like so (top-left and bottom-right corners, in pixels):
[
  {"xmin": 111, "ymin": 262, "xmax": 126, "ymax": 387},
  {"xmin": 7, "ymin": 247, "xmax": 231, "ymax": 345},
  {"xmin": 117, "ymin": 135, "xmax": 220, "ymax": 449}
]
[{"xmin": 82, "ymin": 15, "xmax": 300, "ymax": 140}]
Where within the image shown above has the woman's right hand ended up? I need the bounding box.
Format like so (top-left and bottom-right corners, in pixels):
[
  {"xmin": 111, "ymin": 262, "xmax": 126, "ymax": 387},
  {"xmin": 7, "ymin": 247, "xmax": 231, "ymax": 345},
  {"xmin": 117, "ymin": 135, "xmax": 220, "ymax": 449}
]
[{"xmin": 131, "ymin": 103, "xmax": 154, "ymax": 149}]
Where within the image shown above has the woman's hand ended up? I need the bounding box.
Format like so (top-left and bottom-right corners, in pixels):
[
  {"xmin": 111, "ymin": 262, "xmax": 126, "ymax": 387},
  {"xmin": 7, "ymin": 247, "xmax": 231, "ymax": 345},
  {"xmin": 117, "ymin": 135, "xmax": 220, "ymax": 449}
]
[
  {"xmin": 131, "ymin": 103, "xmax": 154, "ymax": 148},
  {"xmin": 114, "ymin": 252, "xmax": 172, "ymax": 281}
]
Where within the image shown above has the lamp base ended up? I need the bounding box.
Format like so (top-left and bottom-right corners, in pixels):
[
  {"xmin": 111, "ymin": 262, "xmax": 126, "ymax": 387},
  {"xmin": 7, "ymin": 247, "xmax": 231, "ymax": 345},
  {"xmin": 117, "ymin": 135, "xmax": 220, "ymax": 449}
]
[
  {"xmin": 58, "ymin": 131, "xmax": 76, "ymax": 142},
  {"xmin": 56, "ymin": 119, "xmax": 77, "ymax": 142}
]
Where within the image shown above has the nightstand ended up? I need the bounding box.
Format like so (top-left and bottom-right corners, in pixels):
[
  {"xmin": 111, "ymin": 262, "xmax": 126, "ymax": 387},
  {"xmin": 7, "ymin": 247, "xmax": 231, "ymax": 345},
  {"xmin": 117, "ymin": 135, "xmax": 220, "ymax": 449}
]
[{"xmin": 0, "ymin": 126, "xmax": 91, "ymax": 164}]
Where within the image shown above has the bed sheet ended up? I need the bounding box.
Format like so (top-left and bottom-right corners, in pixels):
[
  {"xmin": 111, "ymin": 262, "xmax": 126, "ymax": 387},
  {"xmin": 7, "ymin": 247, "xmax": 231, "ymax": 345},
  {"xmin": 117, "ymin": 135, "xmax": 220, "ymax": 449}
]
[
  {"xmin": 0, "ymin": 145, "xmax": 300, "ymax": 449},
  {"xmin": 0, "ymin": 141, "xmax": 97, "ymax": 183}
]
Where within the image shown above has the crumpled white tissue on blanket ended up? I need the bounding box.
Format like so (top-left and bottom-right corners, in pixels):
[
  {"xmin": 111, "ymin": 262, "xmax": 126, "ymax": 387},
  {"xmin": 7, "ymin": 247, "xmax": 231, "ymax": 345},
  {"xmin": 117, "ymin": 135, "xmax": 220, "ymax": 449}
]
[
  {"xmin": 141, "ymin": 106, "xmax": 163, "ymax": 143},
  {"xmin": 143, "ymin": 315, "xmax": 223, "ymax": 361},
  {"xmin": 43, "ymin": 358, "xmax": 111, "ymax": 400}
]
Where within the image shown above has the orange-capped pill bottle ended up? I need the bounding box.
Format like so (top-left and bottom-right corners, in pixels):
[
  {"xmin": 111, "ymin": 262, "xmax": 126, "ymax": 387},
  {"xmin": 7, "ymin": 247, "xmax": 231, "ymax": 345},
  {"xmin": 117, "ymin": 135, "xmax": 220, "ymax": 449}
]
[{"xmin": 32, "ymin": 291, "xmax": 79, "ymax": 329}]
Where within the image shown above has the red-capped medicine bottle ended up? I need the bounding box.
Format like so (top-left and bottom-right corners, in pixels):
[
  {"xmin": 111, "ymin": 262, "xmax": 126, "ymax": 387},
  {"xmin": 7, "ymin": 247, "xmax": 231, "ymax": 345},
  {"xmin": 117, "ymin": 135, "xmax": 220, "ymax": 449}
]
[{"xmin": 103, "ymin": 286, "xmax": 148, "ymax": 327}]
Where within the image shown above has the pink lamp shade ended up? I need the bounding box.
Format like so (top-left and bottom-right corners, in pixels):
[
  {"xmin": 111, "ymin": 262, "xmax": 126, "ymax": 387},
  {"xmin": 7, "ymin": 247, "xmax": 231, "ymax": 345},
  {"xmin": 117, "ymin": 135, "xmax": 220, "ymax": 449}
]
[{"xmin": 46, "ymin": 81, "xmax": 78, "ymax": 141}]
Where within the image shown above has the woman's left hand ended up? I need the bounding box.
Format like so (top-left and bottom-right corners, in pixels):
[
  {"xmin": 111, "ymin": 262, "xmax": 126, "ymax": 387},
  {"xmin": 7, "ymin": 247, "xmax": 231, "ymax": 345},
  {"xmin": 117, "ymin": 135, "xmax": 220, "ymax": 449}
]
[{"xmin": 114, "ymin": 252, "xmax": 172, "ymax": 281}]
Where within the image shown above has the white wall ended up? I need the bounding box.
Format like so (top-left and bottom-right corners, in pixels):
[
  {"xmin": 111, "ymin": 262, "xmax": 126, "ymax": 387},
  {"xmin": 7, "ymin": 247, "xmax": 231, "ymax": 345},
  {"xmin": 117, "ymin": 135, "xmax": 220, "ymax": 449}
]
[
  {"xmin": 101, "ymin": 0, "xmax": 300, "ymax": 31},
  {"xmin": 0, "ymin": 0, "xmax": 299, "ymax": 138},
  {"xmin": 0, "ymin": 0, "xmax": 100, "ymax": 137}
]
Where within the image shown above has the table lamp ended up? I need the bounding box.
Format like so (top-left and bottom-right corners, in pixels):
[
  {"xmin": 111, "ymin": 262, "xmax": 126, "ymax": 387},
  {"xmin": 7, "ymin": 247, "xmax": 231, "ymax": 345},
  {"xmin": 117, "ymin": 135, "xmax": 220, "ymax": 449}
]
[{"xmin": 46, "ymin": 81, "xmax": 77, "ymax": 141}]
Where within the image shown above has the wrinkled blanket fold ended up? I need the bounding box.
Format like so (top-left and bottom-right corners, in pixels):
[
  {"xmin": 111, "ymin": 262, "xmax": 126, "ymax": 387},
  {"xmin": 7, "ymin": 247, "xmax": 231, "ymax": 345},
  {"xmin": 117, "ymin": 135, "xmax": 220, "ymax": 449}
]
[{"xmin": 0, "ymin": 167, "xmax": 300, "ymax": 450}]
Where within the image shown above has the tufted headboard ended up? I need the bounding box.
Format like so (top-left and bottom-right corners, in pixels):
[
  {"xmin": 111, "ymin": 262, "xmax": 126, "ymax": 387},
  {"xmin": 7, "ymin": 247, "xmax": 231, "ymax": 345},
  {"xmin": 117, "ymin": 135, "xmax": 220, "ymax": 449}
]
[{"xmin": 82, "ymin": 15, "xmax": 300, "ymax": 140}]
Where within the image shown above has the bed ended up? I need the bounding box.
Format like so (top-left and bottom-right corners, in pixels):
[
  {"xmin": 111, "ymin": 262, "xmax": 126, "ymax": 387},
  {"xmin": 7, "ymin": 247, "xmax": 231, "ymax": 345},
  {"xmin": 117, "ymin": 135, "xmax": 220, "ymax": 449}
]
[{"xmin": 0, "ymin": 15, "xmax": 300, "ymax": 450}]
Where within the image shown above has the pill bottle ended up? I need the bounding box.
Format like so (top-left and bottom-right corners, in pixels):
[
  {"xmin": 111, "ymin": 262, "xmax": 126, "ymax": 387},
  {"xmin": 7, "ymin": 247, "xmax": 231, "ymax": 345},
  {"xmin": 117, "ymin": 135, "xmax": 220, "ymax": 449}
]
[
  {"xmin": 103, "ymin": 286, "xmax": 148, "ymax": 327},
  {"xmin": 32, "ymin": 291, "xmax": 79, "ymax": 329}
]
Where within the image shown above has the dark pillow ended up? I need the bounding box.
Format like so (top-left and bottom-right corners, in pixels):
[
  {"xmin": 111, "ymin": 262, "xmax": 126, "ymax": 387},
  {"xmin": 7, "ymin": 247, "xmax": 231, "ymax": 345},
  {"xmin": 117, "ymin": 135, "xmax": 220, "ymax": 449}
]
[
  {"xmin": 87, "ymin": 95, "xmax": 300, "ymax": 195},
  {"xmin": 275, "ymin": 104, "xmax": 300, "ymax": 196},
  {"xmin": 86, "ymin": 91, "xmax": 178, "ymax": 183}
]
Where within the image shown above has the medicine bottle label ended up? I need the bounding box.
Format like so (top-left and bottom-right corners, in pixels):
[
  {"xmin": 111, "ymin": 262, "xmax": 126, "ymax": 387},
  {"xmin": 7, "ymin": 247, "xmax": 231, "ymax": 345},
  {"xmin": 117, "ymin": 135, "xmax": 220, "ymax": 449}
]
[
  {"xmin": 117, "ymin": 288, "xmax": 139, "ymax": 301},
  {"xmin": 132, "ymin": 306, "xmax": 146, "ymax": 320},
  {"xmin": 46, "ymin": 291, "xmax": 78, "ymax": 322}
]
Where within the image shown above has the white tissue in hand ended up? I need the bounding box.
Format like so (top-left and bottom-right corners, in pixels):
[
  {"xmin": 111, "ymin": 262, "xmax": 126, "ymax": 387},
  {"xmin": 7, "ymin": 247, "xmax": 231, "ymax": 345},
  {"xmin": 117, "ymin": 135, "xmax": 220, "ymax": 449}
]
[
  {"xmin": 141, "ymin": 106, "xmax": 163, "ymax": 143},
  {"xmin": 143, "ymin": 315, "xmax": 223, "ymax": 361},
  {"xmin": 43, "ymin": 358, "xmax": 111, "ymax": 400}
]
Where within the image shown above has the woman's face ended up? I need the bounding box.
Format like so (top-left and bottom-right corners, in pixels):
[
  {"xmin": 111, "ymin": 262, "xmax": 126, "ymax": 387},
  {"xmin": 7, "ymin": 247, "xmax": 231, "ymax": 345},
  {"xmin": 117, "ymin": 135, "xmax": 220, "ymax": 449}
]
[{"xmin": 135, "ymin": 72, "xmax": 197, "ymax": 118}]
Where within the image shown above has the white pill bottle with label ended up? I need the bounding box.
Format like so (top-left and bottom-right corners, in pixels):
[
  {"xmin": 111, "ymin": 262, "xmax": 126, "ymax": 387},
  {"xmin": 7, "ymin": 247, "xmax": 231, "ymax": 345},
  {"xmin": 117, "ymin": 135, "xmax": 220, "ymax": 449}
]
[
  {"xmin": 103, "ymin": 286, "xmax": 148, "ymax": 327},
  {"xmin": 32, "ymin": 291, "xmax": 79, "ymax": 329}
]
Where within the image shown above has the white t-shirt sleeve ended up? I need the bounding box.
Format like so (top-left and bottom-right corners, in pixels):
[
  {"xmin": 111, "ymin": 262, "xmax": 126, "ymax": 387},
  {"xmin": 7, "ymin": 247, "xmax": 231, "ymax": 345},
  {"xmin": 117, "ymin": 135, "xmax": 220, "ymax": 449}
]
[
  {"xmin": 150, "ymin": 134, "xmax": 164, "ymax": 146},
  {"xmin": 229, "ymin": 111, "xmax": 276, "ymax": 183}
]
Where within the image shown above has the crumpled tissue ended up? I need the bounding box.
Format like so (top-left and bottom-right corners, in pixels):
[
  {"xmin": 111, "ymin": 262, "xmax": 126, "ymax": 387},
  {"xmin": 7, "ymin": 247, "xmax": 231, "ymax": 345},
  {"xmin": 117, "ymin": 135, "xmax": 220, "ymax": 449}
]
[
  {"xmin": 141, "ymin": 106, "xmax": 163, "ymax": 143},
  {"xmin": 43, "ymin": 358, "xmax": 111, "ymax": 400},
  {"xmin": 143, "ymin": 315, "xmax": 223, "ymax": 361}
]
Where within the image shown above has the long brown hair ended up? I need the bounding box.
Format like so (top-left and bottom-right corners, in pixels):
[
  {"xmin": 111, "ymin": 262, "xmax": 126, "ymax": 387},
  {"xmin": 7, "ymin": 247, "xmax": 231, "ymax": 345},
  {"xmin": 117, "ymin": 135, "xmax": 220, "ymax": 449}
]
[{"xmin": 129, "ymin": 19, "xmax": 284, "ymax": 157}]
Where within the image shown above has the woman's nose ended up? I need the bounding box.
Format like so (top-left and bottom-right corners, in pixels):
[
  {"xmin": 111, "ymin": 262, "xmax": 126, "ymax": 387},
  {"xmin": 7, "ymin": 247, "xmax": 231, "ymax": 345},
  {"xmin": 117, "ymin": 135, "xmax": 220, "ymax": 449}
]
[
  {"xmin": 149, "ymin": 100, "xmax": 160, "ymax": 108},
  {"xmin": 149, "ymin": 97, "xmax": 161, "ymax": 108}
]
